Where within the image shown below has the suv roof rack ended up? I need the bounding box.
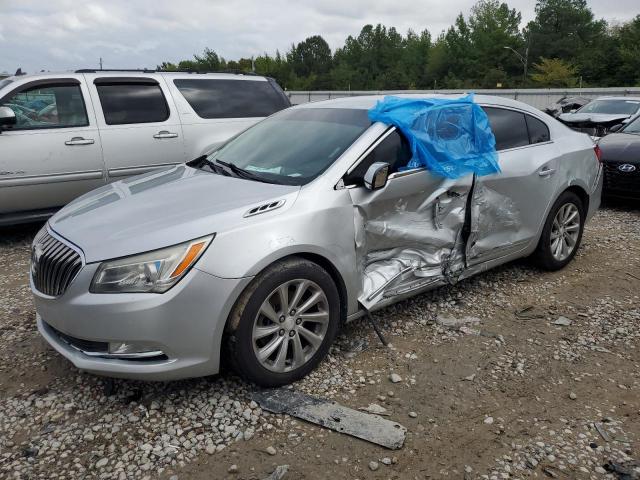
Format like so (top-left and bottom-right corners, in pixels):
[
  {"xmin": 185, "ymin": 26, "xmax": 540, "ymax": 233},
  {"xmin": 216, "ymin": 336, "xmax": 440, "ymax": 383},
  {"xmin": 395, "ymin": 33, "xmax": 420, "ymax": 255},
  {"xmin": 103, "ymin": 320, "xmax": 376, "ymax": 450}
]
[{"xmin": 75, "ymin": 68, "xmax": 259, "ymax": 76}]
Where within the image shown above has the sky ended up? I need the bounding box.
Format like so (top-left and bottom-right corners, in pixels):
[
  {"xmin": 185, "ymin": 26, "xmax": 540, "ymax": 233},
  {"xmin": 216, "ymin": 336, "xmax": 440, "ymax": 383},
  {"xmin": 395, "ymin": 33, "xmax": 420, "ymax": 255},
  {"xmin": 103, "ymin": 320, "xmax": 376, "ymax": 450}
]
[{"xmin": 0, "ymin": 0, "xmax": 637, "ymax": 74}]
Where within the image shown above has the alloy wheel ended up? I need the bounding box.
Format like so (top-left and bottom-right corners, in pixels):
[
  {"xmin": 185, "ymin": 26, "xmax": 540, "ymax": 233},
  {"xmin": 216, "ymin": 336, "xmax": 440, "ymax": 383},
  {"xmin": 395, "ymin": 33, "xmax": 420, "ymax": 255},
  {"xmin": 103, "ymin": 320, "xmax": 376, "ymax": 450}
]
[
  {"xmin": 252, "ymin": 279, "xmax": 330, "ymax": 373},
  {"xmin": 550, "ymin": 203, "xmax": 581, "ymax": 262}
]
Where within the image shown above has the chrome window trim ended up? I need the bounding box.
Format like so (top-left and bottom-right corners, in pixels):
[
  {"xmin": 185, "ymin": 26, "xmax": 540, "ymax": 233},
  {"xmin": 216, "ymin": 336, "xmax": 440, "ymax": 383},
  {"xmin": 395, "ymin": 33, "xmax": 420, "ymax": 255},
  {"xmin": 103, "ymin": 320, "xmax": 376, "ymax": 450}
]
[{"xmin": 345, "ymin": 126, "xmax": 397, "ymax": 176}]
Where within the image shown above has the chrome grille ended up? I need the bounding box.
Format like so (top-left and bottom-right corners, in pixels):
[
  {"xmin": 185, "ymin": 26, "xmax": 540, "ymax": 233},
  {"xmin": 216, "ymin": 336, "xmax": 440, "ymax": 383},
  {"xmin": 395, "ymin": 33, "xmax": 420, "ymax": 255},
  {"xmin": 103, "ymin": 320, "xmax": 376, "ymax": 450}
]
[{"xmin": 31, "ymin": 229, "xmax": 83, "ymax": 297}]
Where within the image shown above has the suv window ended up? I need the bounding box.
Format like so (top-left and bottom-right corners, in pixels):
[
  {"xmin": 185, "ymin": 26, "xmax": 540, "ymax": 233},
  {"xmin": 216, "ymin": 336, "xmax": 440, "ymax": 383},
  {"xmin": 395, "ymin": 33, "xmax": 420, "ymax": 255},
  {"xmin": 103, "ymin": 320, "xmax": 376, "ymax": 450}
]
[
  {"xmin": 173, "ymin": 79, "xmax": 289, "ymax": 119},
  {"xmin": 96, "ymin": 82, "xmax": 169, "ymax": 125},
  {"xmin": 0, "ymin": 83, "xmax": 88, "ymax": 130},
  {"xmin": 525, "ymin": 114, "xmax": 550, "ymax": 144},
  {"xmin": 344, "ymin": 129, "xmax": 412, "ymax": 186},
  {"xmin": 483, "ymin": 107, "xmax": 529, "ymax": 150}
]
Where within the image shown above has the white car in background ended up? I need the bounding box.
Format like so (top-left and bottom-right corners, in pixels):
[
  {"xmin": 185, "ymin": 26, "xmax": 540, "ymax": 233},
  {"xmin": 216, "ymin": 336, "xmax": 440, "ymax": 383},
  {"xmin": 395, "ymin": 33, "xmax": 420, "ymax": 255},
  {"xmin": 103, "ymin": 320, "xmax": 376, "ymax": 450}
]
[
  {"xmin": 0, "ymin": 70, "xmax": 290, "ymax": 226},
  {"xmin": 558, "ymin": 96, "xmax": 640, "ymax": 137}
]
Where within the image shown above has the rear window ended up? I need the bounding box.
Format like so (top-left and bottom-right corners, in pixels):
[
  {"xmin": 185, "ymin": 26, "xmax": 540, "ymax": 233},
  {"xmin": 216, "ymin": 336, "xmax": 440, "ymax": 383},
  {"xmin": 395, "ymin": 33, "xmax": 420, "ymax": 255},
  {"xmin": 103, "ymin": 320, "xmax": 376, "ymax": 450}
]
[
  {"xmin": 483, "ymin": 107, "xmax": 529, "ymax": 150},
  {"xmin": 525, "ymin": 115, "xmax": 550, "ymax": 144},
  {"xmin": 174, "ymin": 79, "xmax": 289, "ymax": 119},
  {"xmin": 96, "ymin": 82, "xmax": 169, "ymax": 125}
]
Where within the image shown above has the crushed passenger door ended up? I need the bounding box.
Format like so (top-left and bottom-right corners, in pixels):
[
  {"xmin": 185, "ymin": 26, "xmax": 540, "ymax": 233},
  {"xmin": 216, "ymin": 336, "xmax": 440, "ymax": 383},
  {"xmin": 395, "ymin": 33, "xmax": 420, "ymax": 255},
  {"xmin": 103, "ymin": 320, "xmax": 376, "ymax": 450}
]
[{"xmin": 348, "ymin": 158, "xmax": 473, "ymax": 309}]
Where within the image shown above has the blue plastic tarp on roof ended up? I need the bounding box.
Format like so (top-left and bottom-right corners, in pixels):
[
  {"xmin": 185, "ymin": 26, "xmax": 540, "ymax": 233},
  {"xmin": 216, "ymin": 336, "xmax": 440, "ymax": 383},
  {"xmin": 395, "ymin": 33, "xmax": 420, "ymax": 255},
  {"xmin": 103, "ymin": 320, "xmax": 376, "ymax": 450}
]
[{"xmin": 367, "ymin": 94, "xmax": 499, "ymax": 179}]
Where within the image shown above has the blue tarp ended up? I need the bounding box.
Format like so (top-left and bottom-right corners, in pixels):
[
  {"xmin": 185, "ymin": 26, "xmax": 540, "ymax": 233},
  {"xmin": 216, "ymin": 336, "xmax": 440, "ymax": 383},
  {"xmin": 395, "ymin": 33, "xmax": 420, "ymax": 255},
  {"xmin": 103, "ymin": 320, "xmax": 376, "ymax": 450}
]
[{"xmin": 367, "ymin": 94, "xmax": 499, "ymax": 179}]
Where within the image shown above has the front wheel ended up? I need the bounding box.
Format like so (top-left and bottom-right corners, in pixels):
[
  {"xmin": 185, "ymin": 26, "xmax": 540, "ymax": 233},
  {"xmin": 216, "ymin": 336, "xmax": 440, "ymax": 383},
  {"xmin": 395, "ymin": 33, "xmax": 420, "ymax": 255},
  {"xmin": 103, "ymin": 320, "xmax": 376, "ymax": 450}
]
[
  {"xmin": 225, "ymin": 258, "xmax": 340, "ymax": 387},
  {"xmin": 532, "ymin": 190, "xmax": 585, "ymax": 271}
]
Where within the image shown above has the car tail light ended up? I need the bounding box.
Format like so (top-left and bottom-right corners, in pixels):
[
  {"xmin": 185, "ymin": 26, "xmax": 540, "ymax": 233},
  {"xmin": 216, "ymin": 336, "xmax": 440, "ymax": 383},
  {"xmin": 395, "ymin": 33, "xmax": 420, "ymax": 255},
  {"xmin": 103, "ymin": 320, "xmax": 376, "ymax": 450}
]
[{"xmin": 594, "ymin": 145, "xmax": 602, "ymax": 163}]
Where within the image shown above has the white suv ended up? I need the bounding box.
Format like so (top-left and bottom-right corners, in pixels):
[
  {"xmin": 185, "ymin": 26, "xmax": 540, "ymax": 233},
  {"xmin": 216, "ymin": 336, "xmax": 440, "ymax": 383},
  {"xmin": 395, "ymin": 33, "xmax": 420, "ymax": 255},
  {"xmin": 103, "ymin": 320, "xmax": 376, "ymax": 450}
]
[{"xmin": 0, "ymin": 70, "xmax": 290, "ymax": 225}]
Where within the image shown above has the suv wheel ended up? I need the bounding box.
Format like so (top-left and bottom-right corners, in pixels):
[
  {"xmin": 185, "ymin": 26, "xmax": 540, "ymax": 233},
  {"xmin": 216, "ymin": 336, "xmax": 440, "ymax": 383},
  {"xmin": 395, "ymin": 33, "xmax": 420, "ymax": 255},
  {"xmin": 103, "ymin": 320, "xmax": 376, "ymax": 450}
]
[
  {"xmin": 533, "ymin": 190, "xmax": 585, "ymax": 271},
  {"xmin": 226, "ymin": 258, "xmax": 340, "ymax": 387}
]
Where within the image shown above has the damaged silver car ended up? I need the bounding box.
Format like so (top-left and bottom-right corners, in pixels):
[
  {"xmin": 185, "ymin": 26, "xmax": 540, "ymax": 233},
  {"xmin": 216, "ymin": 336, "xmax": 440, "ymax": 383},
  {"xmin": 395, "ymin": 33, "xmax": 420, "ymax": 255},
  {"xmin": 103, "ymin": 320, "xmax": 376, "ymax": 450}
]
[{"xmin": 31, "ymin": 95, "xmax": 602, "ymax": 386}]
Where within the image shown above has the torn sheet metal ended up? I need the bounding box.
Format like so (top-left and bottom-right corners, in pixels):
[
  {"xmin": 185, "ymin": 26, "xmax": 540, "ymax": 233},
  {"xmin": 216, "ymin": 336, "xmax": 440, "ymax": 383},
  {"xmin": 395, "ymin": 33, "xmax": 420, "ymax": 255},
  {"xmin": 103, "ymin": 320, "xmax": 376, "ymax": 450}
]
[
  {"xmin": 252, "ymin": 389, "xmax": 407, "ymax": 450},
  {"xmin": 368, "ymin": 94, "xmax": 499, "ymax": 179},
  {"xmin": 465, "ymin": 180, "xmax": 524, "ymax": 265},
  {"xmin": 350, "ymin": 173, "xmax": 471, "ymax": 309}
]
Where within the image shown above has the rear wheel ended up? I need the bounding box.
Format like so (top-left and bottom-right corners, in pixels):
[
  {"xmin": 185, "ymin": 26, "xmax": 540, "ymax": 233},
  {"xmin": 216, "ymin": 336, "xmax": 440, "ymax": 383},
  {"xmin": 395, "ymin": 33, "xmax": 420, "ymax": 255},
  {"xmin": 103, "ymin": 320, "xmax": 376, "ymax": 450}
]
[
  {"xmin": 226, "ymin": 258, "xmax": 340, "ymax": 387},
  {"xmin": 532, "ymin": 190, "xmax": 585, "ymax": 271}
]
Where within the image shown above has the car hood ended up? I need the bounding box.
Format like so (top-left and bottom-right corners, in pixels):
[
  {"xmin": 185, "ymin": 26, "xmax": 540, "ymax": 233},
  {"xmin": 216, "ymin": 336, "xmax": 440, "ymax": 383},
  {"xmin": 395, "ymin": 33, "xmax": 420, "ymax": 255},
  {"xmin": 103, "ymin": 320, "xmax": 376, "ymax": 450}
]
[
  {"xmin": 49, "ymin": 165, "xmax": 300, "ymax": 263},
  {"xmin": 598, "ymin": 133, "xmax": 640, "ymax": 163},
  {"xmin": 558, "ymin": 112, "xmax": 630, "ymax": 127}
]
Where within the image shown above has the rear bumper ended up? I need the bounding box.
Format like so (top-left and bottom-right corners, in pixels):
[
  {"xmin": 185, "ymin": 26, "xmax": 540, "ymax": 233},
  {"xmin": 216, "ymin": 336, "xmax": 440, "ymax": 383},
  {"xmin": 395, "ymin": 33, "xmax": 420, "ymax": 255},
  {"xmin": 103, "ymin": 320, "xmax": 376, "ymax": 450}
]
[{"xmin": 33, "ymin": 265, "xmax": 252, "ymax": 381}]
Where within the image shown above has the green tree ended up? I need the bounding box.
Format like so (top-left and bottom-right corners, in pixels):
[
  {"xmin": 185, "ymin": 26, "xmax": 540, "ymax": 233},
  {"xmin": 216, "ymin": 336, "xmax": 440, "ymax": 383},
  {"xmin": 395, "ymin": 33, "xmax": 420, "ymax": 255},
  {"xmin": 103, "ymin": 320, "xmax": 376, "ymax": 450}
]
[
  {"xmin": 615, "ymin": 16, "xmax": 640, "ymax": 86},
  {"xmin": 530, "ymin": 57, "xmax": 578, "ymax": 87}
]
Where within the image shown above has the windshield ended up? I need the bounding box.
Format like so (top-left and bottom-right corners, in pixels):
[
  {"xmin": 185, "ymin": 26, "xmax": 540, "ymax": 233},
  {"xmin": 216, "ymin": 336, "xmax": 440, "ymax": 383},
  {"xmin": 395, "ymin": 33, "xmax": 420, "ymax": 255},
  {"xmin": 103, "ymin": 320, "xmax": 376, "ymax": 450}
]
[
  {"xmin": 622, "ymin": 116, "xmax": 640, "ymax": 134},
  {"xmin": 208, "ymin": 107, "xmax": 371, "ymax": 185},
  {"xmin": 578, "ymin": 99, "xmax": 640, "ymax": 115}
]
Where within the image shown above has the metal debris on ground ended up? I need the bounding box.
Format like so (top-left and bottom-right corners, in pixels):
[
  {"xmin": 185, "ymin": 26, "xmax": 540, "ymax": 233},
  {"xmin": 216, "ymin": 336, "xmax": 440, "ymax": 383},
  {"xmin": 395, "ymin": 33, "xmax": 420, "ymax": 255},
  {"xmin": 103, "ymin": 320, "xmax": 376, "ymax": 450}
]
[
  {"xmin": 603, "ymin": 460, "xmax": 640, "ymax": 479},
  {"xmin": 263, "ymin": 465, "xmax": 289, "ymax": 480},
  {"xmin": 252, "ymin": 389, "xmax": 407, "ymax": 450},
  {"xmin": 594, "ymin": 422, "xmax": 611, "ymax": 442}
]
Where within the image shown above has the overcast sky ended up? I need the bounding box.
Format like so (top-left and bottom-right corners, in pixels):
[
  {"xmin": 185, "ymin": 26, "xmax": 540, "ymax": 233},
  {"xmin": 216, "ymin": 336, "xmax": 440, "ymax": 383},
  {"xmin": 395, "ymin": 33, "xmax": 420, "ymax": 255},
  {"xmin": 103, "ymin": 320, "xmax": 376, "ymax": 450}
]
[{"xmin": 0, "ymin": 0, "xmax": 637, "ymax": 74}]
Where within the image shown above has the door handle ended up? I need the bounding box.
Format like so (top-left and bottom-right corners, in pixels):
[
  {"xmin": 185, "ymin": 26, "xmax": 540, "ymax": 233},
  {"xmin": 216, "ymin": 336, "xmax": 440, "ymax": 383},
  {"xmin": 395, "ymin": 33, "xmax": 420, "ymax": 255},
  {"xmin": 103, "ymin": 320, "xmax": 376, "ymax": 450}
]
[
  {"xmin": 153, "ymin": 131, "xmax": 178, "ymax": 139},
  {"xmin": 538, "ymin": 167, "xmax": 556, "ymax": 177},
  {"xmin": 65, "ymin": 137, "xmax": 95, "ymax": 146}
]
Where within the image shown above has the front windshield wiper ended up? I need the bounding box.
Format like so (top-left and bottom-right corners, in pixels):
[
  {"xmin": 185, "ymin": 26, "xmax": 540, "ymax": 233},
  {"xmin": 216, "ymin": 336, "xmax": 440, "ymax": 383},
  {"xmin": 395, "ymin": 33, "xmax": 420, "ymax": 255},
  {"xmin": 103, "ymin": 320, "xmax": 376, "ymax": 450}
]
[
  {"xmin": 186, "ymin": 155, "xmax": 231, "ymax": 176},
  {"xmin": 213, "ymin": 159, "xmax": 277, "ymax": 184}
]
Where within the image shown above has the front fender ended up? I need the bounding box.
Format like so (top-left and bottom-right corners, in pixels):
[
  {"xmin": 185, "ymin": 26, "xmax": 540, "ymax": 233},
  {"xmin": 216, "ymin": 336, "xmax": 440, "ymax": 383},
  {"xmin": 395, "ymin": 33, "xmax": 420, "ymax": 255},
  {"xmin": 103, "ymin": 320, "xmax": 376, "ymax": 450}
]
[{"xmin": 196, "ymin": 191, "xmax": 360, "ymax": 314}]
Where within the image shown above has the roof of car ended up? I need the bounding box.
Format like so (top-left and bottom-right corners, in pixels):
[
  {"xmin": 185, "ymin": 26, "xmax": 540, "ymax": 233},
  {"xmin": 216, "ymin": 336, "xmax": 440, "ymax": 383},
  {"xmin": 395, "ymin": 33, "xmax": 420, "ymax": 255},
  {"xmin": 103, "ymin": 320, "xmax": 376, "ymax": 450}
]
[
  {"xmin": 3, "ymin": 70, "xmax": 269, "ymax": 83},
  {"xmin": 294, "ymin": 93, "xmax": 543, "ymax": 114}
]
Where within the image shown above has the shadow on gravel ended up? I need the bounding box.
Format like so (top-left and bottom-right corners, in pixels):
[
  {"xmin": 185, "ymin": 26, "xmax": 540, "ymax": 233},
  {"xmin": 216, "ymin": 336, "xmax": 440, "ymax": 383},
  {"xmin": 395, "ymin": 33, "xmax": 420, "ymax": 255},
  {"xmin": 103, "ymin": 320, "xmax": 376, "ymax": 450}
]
[
  {"xmin": 0, "ymin": 221, "xmax": 43, "ymax": 246},
  {"xmin": 601, "ymin": 197, "xmax": 640, "ymax": 212}
]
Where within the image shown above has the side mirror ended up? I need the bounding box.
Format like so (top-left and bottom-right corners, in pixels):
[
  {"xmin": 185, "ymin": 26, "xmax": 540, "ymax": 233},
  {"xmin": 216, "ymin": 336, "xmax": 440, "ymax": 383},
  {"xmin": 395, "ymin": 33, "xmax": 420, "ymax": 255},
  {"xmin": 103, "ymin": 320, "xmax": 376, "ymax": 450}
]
[
  {"xmin": 0, "ymin": 106, "xmax": 16, "ymax": 129},
  {"xmin": 363, "ymin": 162, "xmax": 390, "ymax": 190},
  {"xmin": 608, "ymin": 124, "xmax": 623, "ymax": 133}
]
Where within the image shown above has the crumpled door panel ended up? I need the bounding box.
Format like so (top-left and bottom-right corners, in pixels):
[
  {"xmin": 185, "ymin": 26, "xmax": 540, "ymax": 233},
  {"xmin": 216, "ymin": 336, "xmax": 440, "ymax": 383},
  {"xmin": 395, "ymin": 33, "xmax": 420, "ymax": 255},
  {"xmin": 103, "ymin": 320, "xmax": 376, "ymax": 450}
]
[{"xmin": 351, "ymin": 173, "xmax": 471, "ymax": 309}]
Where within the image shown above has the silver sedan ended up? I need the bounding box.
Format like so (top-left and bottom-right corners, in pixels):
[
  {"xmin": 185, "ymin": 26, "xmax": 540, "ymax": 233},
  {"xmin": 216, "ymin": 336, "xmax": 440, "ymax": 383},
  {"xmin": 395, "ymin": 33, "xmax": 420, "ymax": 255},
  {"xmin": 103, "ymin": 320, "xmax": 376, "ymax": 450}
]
[{"xmin": 31, "ymin": 95, "xmax": 602, "ymax": 386}]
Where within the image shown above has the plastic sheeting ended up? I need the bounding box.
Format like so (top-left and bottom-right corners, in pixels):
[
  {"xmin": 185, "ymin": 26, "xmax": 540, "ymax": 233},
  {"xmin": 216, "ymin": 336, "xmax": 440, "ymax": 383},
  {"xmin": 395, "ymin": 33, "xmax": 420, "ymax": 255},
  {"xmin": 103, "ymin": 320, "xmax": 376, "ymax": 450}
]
[{"xmin": 367, "ymin": 94, "xmax": 499, "ymax": 179}]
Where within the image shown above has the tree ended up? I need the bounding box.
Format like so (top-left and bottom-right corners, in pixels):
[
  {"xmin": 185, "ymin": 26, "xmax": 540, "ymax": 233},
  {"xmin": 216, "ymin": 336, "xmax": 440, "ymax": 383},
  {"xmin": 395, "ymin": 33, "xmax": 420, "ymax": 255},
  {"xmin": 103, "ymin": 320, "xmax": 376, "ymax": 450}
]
[
  {"xmin": 530, "ymin": 57, "xmax": 578, "ymax": 87},
  {"xmin": 527, "ymin": 0, "xmax": 606, "ymax": 84},
  {"xmin": 287, "ymin": 36, "xmax": 333, "ymax": 89},
  {"xmin": 615, "ymin": 16, "xmax": 640, "ymax": 86}
]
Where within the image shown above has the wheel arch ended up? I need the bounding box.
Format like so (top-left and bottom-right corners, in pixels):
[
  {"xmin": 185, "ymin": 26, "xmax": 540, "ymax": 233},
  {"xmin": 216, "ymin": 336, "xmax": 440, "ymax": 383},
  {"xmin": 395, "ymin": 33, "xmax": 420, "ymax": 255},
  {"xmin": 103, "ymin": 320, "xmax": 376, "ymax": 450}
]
[{"xmin": 224, "ymin": 251, "xmax": 350, "ymax": 335}]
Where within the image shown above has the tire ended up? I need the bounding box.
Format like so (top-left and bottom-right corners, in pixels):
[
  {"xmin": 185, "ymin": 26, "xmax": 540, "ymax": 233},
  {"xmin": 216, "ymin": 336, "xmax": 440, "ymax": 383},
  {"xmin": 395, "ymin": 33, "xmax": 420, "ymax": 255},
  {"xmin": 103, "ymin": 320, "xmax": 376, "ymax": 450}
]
[
  {"xmin": 225, "ymin": 257, "xmax": 340, "ymax": 387},
  {"xmin": 532, "ymin": 190, "xmax": 585, "ymax": 271}
]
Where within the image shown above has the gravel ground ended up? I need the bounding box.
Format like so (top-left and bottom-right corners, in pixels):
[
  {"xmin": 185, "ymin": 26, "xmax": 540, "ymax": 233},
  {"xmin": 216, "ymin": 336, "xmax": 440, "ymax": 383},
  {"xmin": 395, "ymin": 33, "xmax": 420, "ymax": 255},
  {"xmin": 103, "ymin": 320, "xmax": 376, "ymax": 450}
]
[{"xmin": 1, "ymin": 202, "xmax": 639, "ymax": 480}]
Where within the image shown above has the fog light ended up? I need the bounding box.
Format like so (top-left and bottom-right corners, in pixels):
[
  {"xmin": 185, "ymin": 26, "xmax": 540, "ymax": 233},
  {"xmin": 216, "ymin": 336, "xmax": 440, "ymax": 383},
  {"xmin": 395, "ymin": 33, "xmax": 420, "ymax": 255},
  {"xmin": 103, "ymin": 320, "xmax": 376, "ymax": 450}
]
[{"xmin": 108, "ymin": 342, "xmax": 160, "ymax": 356}]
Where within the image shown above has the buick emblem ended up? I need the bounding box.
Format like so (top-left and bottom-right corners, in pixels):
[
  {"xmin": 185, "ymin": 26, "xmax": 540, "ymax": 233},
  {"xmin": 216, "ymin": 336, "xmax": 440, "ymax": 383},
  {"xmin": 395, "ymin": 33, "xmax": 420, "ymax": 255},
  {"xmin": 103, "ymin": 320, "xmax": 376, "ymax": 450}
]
[{"xmin": 618, "ymin": 163, "xmax": 637, "ymax": 173}]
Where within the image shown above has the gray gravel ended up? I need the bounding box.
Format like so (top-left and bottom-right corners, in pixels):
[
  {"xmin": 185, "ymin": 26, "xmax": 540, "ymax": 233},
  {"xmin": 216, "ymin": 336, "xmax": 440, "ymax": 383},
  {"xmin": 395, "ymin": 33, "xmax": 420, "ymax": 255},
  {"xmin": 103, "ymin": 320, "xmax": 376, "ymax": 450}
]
[{"xmin": 1, "ymin": 204, "xmax": 639, "ymax": 479}]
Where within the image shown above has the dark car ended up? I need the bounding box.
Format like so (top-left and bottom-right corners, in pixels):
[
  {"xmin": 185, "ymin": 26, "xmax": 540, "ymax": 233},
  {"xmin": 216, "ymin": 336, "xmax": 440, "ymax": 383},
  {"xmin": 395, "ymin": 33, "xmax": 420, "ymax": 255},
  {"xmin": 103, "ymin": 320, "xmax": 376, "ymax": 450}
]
[{"xmin": 599, "ymin": 115, "xmax": 640, "ymax": 199}]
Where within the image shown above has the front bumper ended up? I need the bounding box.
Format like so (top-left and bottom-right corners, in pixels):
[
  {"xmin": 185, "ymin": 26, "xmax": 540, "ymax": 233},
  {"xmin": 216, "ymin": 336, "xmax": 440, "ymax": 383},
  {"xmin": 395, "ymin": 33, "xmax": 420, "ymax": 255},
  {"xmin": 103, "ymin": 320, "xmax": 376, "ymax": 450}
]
[{"xmin": 33, "ymin": 264, "xmax": 251, "ymax": 381}]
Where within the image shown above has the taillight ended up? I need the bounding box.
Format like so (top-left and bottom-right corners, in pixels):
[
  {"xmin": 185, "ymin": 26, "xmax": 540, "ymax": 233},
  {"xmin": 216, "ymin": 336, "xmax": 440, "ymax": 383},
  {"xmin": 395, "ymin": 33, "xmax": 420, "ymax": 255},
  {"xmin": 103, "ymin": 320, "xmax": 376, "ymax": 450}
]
[{"xmin": 594, "ymin": 145, "xmax": 602, "ymax": 163}]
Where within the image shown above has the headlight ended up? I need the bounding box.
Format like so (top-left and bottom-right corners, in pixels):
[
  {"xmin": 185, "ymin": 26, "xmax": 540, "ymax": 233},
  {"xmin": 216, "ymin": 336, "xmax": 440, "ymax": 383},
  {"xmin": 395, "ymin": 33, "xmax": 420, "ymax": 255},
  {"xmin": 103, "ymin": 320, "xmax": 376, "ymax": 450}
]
[{"xmin": 90, "ymin": 235, "xmax": 213, "ymax": 293}]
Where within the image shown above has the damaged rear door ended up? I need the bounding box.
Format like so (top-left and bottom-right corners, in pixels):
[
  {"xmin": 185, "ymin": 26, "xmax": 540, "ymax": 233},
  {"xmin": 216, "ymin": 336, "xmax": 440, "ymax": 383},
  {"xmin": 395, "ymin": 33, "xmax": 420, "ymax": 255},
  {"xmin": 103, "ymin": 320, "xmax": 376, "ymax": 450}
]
[
  {"xmin": 466, "ymin": 107, "xmax": 560, "ymax": 265},
  {"xmin": 345, "ymin": 128, "xmax": 473, "ymax": 310}
]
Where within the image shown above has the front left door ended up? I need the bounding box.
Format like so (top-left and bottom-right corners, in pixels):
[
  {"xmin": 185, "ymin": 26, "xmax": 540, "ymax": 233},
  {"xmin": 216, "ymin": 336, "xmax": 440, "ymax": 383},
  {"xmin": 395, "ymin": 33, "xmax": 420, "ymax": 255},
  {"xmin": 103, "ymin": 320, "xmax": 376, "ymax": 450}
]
[
  {"xmin": 85, "ymin": 75, "xmax": 185, "ymax": 180},
  {"xmin": 0, "ymin": 78, "xmax": 105, "ymax": 217},
  {"xmin": 345, "ymin": 128, "xmax": 473, "ymax": 310}
]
